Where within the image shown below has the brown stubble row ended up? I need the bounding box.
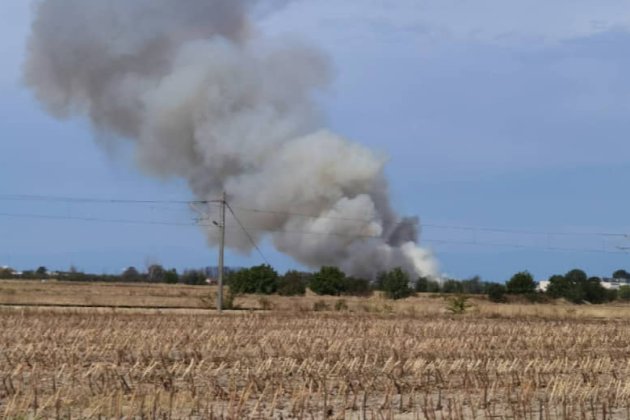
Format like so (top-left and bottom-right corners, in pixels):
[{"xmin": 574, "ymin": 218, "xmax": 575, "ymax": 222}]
[{"xmin": 2, "ymin": 310, "xmax": 630, "ymax": 419}]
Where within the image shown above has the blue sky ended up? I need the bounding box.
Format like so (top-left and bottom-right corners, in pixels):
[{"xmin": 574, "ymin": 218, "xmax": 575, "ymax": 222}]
[{"xmin": 2, "ymin": 0, "xmax": 630, "ymax": 282}]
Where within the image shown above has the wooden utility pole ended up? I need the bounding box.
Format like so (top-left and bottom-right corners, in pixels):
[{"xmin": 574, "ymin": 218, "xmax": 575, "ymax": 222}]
[{"xmin": 217, "ymin": 191, "xmax": 226, "ymax": 313}]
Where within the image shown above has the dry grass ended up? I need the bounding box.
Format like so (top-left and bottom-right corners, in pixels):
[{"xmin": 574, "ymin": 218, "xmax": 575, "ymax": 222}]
[
  {"xmin": 2, "ymin": 307, "xmax": 630, "ymax": 418},
  {"xmin": 4, "ymin": 280, "xmax": 630, "ymax": 418},
  {"xmin": 0, "ymin": 279, "xmax": 216, "ymax": 309}
]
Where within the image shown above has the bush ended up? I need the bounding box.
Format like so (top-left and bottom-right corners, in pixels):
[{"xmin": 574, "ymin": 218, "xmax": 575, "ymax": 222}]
[
  {"xmin": 380, "ymin": 268, "xmax": 413, "ymax": 300},
  {"xmin": 487, "ymin": 283, "xmax": 507, "ymax": 303},
  {"xmin": 416, "ymin": 276, "xmax": 441, "ymax": 293},
  {"xmin": 309, "ymin": 267, "xmax": 346, "ymax": 296},
  {"xmin": 277, "ymin": 271, "xmax": 307, "ymax": 296},
  {"xmin": 545, "ymin": 269, "xmax": 610, "ymax": 304},
  {"xmin": 619, "ymin": 285, "xmax": 630, "ymax": 301},
  {"xmin": 446, "ymin": 295, "xmax": 473, "ymax": 314},
  {"xmin": 583, "ymin": 277, "xmax": 610, "ymax": 304},
  {"xmin": 442, "ymin": 279, "xmax": 463, "ymax": 294},
  {"xmin": 164, "ymin": 269, "xmax": 179, "ymax": 284},
  {"xmin": 181, "ymin": 269, "xmax": 206, "ymax": 285},
  {"xmin": 461, "ymin": 276, "xmax": 485, "ymax": 294},
  {"xmin": 546, "ymin": 274, "xmax": 572, "ymax": 299},
  {"xmin": 313, "ymin": 300, "xmax": 330, "ymax": 311},
  {"xmin": 506, "ymin": 271, "xmax": 536, "ymax": 294},
  {"xmin": 228, "ymin": 264, "xmax": 278, "ymax": 295},
  {"xmin": 334, "ymin": 299, "xmax": 348, "ymax": 311},
  {"xmin": 258, "ymin": 297, "xmax": 274, "ymax": 310}
]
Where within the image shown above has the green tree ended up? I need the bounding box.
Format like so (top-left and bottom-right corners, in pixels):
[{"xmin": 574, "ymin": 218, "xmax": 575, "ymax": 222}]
[
  {"xmin": 342, "ymin": 277, "xmax": 372, "ymax": 296},
  {"xmin": 446, "ymin": 295, "xmax": 473, "ymax": 314},
  {"xmin": 181, "ymin": 269, "xmax": 206, "ymax": 285},
  {"xmin": 228, "ymin": 264, "xmax": 278, "ymax": 295},
  {"xmin": 147, "ymin": 264, "xmax": 166, "ymax": 283},
  {"xmin": 277, "ymin": 270, "xmax": 307, "ymax": 296},
  {"xmin": 582, "ymin": 277, "xmax": 610, "ymax": 304},
  {"xmin": 618, "ymin": 285, "xmax": 630, "ymax": 301},
  {"xmin": 380, "ymin": 268, "xmax": 413, "ymax": 300},
  {"xmin": 36, "ymin": 266, "xmax": 48, "ymax": 279},
  {"xmin": 487, "ymin": 283, "xmax": 507, "ymax": 303},
  {"xmin": 564, "ymin": 269, "xmax": 588, "ymax": 303},
  {"xmin": 122, "ymin": 266, "xmax": 141, "ymax": 283},
  {"xmin": 545, "ymin": 269, "xmax": 606, "ymax": 304},
  {"xmin": 461, "ymin": 276, "xmax": 485, "ymax": 294},
  {"xmin": 309, "ymin": 266, "xmax": 346, "ymax": 296},
  {"xmin": 613, "ymin": 269, "xmax": 630, "ymax": 280},
  {"xmin": 506, "ymin": 271, "xmax": 536, "ymax": 294},
  {"xmin": 164, "ymin": 269, "xmax": 179, "ymax": 284},
  {"xmin": 415, "ymin": 276, "xmax": 434, "ymax": 293},
  {"xmin": 442, "ymin": 279, "xmax": 463, "ymax": 294}
]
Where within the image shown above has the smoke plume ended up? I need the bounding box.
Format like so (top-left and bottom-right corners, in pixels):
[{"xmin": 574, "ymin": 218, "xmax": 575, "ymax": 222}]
[{"xmin": 24, "ymin": 0, "xmax": 437, "ymax": 278}]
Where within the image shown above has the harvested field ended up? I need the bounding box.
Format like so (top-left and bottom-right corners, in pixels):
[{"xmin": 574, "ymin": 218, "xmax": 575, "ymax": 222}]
[{"xmin": 2, "ymin": 308, "xmax": 630, "ymax": 419}]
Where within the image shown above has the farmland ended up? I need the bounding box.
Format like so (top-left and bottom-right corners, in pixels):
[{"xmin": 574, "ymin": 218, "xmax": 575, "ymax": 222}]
[{"xmin": 3, "ymin": 282, "xmax": 630, "ymax": 418}]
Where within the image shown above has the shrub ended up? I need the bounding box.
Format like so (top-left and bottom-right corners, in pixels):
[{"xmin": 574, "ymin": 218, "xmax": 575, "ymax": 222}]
[
  {"xmin": 546, "ymin": 274, "xmax": 572, "ymax": 299},
  {"xmin": 506, "ymin": 271, "xmax": 536, "ymax": 294},
  {"xmin": 545, "ymin": 269, "xmax": 610, "ymax": 304},
  {"xmin": 342, "ymin": 277, "xmax": 372, "ymax": 296},
  {"xmin": 309, "ymin": 267, "xmax": 346, "ymax": 296},
  {"xmin": 442, "ymin": 279, "xmax": 463, "ymax": 294},
  {"xmin": 228, "ymin": 264, "xmax": 278, "ymax": 295},
  {"xmin": 181, "ymin": 269, "xmax": 206, "ymax": 285},
  {"xmin": 487, "ymin": 283, "xmax": 507, "ymax": 303},
  {"xmin": 277, "ymin": 271, "xmax": 307, "ymax": 296},
  {"xmin": 164, "ymin": 269, "xmax": 179, "ymax": 284},
  {"xmin": 379, "ymin": 268, "xmax": 413, "ymax": 300},
  {"xmin": 416, "ymin": 276, "xmax": 441, "ymax": 293},
  {"xmin": 258, "ymin": 297, "xmax": 274, "ymax": 310},
  {"xmin": 334, "ymin": 299, "xmax": 349, "ymax": 311},
  {"xmin": 313, "ymin": 300, "xmax": 330, "ymax": 311},
  {"xmin": 224, "ymin": 289, "xmax": 237, "ymax": 310},
  {"xmin": 619, "ymin": 285, "xmax": 630, "ymax": 301},
  {"xmin": 446, "ymin": 295, "xmax": 473, "ymax": 314},
  {"xmin": 583, "ymin": 277, "xmax": 610, "ymax": 304},
  {"xmin": 461, "ymin": 276, "xmax": 485, "ymax": 294}
]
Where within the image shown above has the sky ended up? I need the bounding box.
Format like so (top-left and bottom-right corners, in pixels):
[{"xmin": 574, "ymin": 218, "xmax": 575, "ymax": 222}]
[{"xmin": 2, "ymin": 0, "xmax": 630, "ymax": 282}]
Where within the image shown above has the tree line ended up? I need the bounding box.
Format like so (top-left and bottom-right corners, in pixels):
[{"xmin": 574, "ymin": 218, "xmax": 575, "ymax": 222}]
[{"xmin": 3, "ymin": 264, "xmax": 630, "ymax": 304}]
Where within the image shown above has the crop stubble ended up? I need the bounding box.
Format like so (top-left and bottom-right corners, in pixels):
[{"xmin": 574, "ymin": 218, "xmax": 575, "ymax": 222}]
[{"xmin": 1, "ymin": 310, "xmax": 630, "ymax": 419}]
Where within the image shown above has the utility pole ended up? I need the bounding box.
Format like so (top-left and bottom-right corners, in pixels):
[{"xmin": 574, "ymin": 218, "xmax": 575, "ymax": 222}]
[
  {"xmin": 190, "ymin": 193, "xmax": 227, "ymax": 314},
  {"xmin": 217, "ymin": 191, "xmax": 226, "ymax": 313}
]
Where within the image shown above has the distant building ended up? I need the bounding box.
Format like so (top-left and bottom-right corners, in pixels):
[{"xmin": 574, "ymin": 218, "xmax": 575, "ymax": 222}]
[
  {"xmin": 537, "ymin": 277, "xmax": 630, "ymax": 292},
  {"xmin": 601, "ymin": 277, "xmax": 630, "ymax": 290}
]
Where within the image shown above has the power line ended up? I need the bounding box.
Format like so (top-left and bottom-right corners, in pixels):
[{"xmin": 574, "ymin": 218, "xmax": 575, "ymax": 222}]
[
  {"xmin": 226, "ymin": 205, "xmax": 630, "ymax": 239},
  {"xmin": 218, "ymin": 225, "xmax": 628, "ymax": 255},
  {"xmin": 0, "ymin": 212, "xmax": 198, "ymax": 227},
  {"xmin": 1, "ymin": 207, "xmax": 629, "ymax": 256},
  {"xmin": 422, "ymin": 223, "xmax": 630, "ymax": 238},
  {"xmin": 5, "ymin": 193, "xmax": 628, "ymax": 239},
  {"xmin": 0, "ymin": 193, "xmax": 221, "ymax": 205},
  {"xmin": 225, "ymin": 203, "xmax": 270, "ymax": 265}
]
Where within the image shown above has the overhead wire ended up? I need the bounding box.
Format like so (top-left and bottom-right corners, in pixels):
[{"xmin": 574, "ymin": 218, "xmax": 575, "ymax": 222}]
[
  {"xmin": 1, "ymin": 193, "xmax": 630, "ymax": 255},
  {"xmin": 3, "ymin": 193, "xmax": 629, "ymax": 239},
  {"xmin": 225, "ymin": 203, "xmax": 270, "ymax": 265},
  {"xmin": 0, "ymin": 193, "xmax": 221, "ymax": 205}
]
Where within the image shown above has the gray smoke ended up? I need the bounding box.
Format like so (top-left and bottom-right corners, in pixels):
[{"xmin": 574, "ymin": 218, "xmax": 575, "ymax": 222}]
[{"xmin": 24, "ymin": 0, "xmax": 437, "ymax": 278}]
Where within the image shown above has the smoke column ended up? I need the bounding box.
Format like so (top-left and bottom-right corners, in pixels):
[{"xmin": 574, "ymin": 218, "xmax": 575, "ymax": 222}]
[{"xmin": 24, "ymin": 0, "xmax": 437, "ymax": 278}]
